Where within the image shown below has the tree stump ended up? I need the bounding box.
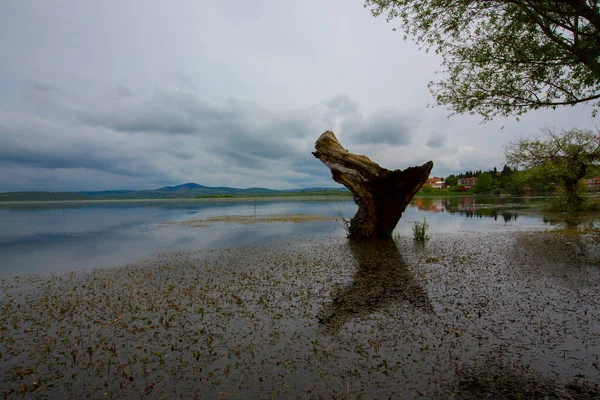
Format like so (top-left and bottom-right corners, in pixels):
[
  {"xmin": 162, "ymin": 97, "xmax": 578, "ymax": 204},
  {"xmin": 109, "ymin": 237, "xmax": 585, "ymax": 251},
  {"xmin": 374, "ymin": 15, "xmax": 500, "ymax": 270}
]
[{"xmin": 312, "ymin": 131, "xmax": 433, "ymax": 239}]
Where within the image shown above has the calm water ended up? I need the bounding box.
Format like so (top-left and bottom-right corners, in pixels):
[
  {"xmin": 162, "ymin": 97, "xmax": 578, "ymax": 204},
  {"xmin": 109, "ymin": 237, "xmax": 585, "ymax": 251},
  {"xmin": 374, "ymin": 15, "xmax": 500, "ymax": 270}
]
[{"xmin": 0, "ymin": 196, "xmax": 595, "ymax": 277}]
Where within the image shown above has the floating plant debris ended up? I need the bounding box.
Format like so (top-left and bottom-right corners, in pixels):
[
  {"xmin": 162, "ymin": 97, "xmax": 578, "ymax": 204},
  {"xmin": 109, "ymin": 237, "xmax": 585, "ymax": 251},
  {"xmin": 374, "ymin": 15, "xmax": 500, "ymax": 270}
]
[{"xmin": 1, "ymin": 232, "xmax": 599, "ymax": 398}]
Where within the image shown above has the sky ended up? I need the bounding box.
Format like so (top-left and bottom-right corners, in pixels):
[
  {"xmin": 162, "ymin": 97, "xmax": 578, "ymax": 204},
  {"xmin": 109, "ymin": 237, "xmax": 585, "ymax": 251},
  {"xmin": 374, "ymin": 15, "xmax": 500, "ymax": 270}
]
[{"xmin": 0, "ymin": 0, "xmax": 598, "ymax": 192}]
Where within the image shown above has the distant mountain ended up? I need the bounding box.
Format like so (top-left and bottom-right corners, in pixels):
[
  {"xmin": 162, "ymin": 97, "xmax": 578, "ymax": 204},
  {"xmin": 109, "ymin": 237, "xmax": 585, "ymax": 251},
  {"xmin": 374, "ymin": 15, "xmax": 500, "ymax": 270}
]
[
  {"xmin": 156, "ymin": 183, "xmax": 207, "ymax": 191},
  {"xmin": 0, "ymin": 183, "xmax": 349, "ymax": 202}
]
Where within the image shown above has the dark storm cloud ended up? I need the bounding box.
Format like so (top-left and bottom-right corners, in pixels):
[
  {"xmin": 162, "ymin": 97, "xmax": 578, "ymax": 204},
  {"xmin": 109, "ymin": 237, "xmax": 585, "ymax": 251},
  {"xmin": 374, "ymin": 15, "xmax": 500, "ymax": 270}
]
[
  {"xmin": 214, "ymin": 137, "xmax": 295, "ymax": 166},
  {"xmin": 75, "ymin": 89, "xmax": 323, "ymax": 169},
  {"xmin": 77, "ymin": 91, "xmax": 204, "ymax": 134},
  {"xmin": 0, "ymin": 151, "xmax": 152, "ymax": 177},
  {"xmin": 0, "ymin": 80, "xmax": 428, "ymax": 191},
  {"xmin": 0, "ymin": 85, "xmax": 337, "ymax": 190},
  {"xmin": 426, "ymin": 133, "xmax": 447, "ymax": 148},
  {"xmin": 2, "ymin": 0, "xmax": 595, "ymax": 189},
  {"xmin": 0, "ymin": 111, "xmax": 166, "ymax": 179},
  {"xmin": 343, "ymin": 109, "xmax": 414, "ymax": 146}
]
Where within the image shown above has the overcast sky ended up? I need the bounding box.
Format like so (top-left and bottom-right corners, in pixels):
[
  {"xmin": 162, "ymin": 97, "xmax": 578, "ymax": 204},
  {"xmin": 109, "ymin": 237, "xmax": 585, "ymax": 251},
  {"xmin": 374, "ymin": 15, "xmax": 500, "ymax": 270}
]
[{"xmin": 1, "ymin": 0, "xmax": 598, "ymax": 191}]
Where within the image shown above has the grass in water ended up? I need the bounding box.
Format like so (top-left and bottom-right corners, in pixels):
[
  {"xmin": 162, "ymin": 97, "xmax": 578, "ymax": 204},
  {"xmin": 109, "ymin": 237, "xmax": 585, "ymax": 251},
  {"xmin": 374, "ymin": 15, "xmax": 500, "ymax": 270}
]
[{"xmin": 412, "ymin": 217, "xmax": 430, "ymax": 242}]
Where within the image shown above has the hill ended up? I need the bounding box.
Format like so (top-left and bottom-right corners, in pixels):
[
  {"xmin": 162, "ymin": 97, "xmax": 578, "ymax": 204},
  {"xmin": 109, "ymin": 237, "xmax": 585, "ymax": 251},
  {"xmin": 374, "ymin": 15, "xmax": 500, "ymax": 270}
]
[{"xmin": 0, "ymin": 184, "xmax": 350, "ymax": 202}]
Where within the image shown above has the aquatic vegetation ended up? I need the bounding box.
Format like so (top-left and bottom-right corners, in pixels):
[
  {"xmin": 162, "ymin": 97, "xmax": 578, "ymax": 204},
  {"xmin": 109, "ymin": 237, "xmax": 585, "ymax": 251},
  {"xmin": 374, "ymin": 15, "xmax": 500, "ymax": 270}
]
[
  {"xmin": 334, "ymin": 207, "xmax": 351, "ymax": 236},
  {"xmin": 0, "ymin": 232, "xmax": 599, "ymax": 398},
  {"xmin": 444, "ymin": 355, "xmax": 600, "ymax": 399},
  {"xmin": 412, "ymin": 217, "xmax": 430, "ymax": 242}
]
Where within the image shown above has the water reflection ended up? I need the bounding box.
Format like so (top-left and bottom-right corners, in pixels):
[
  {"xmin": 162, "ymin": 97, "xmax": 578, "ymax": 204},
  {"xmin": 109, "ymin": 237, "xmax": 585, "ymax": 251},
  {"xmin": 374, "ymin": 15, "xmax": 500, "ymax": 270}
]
[
  {"xmin": 450, "ymin": 209, "xmax": 520, "ymax": 222},
  {"xmin": 411, "ymin": 196, "xmax": 524, "ymax": 221},
  {"xmin": 541, "ymin": 212, "xmax": 600, "ymax": 229},
  {"xmin": 1, "ymin": 197, "xmax": 596, "ymax": 277},
  {"xmin": 0, "ymin": 200, "xmax": 348, "ymax": 277},
  {"xmin": 318, "ymin": 239, "xmax": 433, "ymax": 333}
]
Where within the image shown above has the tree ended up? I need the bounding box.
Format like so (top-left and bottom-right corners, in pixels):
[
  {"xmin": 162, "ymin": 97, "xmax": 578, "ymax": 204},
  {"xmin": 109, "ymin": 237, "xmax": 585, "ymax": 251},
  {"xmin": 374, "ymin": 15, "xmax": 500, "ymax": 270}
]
[
  {"xmin": 421, "ymin": 183, "xmax": 435, "ymax": 193},
  {"xmin": 587, "ymin": 164, "xmax": 600, "ymax": 177},
  {"xmin": 445, "ymin": 174, "xmax": 458, "ymax": 187},
  {"xmin": 364, "ymin": 1, "xmax": 600, "ymax": 120},
  {"xmin": 499, "ymin": 165, "xmax": 516, "ymax": 190},
  {"xmin": 313, "ymin": 131, "xmax": 433, "ymax": 238},
  {"xmin": 473, "ymin": 172, "xmax": 494, "ymax": 194},
  {"xmin": 502, "ymin": 165, "xmax": 513, "ymax": 176},
  {"xmin": 505, "ymin": 128, "xmax": 600, "ymax": 209}
]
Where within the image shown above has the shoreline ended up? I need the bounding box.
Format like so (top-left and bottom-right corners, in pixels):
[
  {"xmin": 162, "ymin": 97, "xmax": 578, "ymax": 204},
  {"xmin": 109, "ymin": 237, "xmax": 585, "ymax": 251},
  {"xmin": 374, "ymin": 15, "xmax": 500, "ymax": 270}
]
[{"xmin": 0, "ymin": 195, "xmax": 353, "ymax": 206}]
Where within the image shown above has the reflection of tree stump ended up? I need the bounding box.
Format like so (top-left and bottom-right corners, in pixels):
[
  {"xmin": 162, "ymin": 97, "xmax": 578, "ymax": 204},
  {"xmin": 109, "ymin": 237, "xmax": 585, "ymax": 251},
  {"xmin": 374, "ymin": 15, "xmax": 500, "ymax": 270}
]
[
  {"xmin": 318, "ymin": 239, "xmax": 433, "ymax": 333},
  {"xmin": 313, "ymin": 131, "xmax": 433, "ymax": 238}
]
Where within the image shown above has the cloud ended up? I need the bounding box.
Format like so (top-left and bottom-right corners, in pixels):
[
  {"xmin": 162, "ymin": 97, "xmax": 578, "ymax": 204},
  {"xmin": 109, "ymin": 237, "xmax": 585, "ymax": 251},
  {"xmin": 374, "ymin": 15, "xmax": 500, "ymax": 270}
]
[
  {"xmin": 426, "ymin": 133, "xmax": 447, "ymax": 148},
  {"xmin": 426, "ymin": 145, "xmax": 504, "ymax": 178},
  {"xmin": 7, "ymin": 84, "xmax": 420, "ymax": 191},
  {"xmin": 342, "ymin": 108, "xmax": 414, "ymax": 146},
  {"xmin": 5, "ymin": 77, "xmax": 536, "ymax": 192},
  {"xmin": 77, "ymin": 90, "xmax": 206, "ymax": 135},
  {"xmin": 117, "ymin": 85, "xmax": 133, "ymax": 99},
  {"xmin": 22, "ymin": 80, "xmax": 82, "ymax": 121},
  {"xmin": 30, "ymin": 81, "xmax": 58, "ymax": 93},
  {"xmin": 0, "ymin": 111, "xmax": 167, "ymax": 178},
  {"xmin": 2, "ymin": 0, "xmax": 598, "ymax": 193}
]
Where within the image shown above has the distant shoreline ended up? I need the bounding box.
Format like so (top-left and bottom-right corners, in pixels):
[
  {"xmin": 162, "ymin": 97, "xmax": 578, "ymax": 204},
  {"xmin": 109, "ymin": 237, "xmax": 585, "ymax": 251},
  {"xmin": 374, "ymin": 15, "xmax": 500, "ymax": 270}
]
[{"xmin": 0, "ymin": 195, "xmax": 353, "ymax": 206}]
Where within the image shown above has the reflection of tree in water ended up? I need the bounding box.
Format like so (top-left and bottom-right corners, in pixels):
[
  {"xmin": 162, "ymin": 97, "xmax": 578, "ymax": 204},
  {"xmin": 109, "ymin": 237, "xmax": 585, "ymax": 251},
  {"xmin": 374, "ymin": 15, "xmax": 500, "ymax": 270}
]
[
  {"xmin": 318, "ymin": 239, "xmax": 433, "ymax": 333},
  {"xmin": 502, "ymin": 212, "xmax": 518, "ymax": 222},
  {"xmin": 542, "ymin": 213, "xmax": 599, "ymax": 229},
  {"xmin": 446, "ymin": 207, "xmax": 519, "ymax": 222},
  {"xmin": 436, "ymin": 196, "xmax": 528, "ymax": 221}
]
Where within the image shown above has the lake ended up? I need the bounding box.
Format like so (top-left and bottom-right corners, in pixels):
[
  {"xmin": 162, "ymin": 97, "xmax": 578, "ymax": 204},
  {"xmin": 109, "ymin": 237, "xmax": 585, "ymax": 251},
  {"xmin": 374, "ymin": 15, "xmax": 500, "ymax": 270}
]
[
  {"xmin": 1, "ymin": 196, "xmax": 599, "ymax": 398},
  {"xmin": 0, "ymin": 195, "xmax": 595, "ymax": 278}
]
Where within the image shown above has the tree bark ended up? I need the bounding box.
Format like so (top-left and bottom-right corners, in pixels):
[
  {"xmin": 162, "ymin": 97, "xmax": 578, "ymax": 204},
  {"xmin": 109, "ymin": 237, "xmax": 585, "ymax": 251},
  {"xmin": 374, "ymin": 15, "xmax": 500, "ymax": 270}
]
[{"xmin": 312, "ymin": 131, "xmax": 433, "ymax": 239}]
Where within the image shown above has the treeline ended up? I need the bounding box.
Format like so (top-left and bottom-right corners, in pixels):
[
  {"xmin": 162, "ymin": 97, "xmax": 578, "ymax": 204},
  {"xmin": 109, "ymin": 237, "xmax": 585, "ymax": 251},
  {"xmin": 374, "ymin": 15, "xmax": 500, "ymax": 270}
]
[
  {"xmin": 453, "ymin": 165, "xmax": 515, "ymax": 180},
  {"xmin": 442, "ymin": 165, "xmax": 516, "ymax": 193},
  {"xmin": 437, "ymin": 163, "xmax": 600, "ymax": 196}
]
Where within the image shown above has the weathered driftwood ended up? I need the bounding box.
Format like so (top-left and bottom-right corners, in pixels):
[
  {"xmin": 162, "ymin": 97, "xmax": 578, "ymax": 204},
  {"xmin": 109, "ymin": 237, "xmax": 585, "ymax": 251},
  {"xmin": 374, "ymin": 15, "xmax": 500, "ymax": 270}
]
[{"xmin": 312, "ymin": 131, "xmax": 433, "ymax": 238}]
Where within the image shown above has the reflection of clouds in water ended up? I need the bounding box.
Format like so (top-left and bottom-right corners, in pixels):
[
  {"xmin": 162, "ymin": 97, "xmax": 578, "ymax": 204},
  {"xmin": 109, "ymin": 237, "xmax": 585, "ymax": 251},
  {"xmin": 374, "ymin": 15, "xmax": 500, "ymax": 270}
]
[
  {"xmin": 3, "ymin": 198, "xmax": 591, "ymax": 278},
  {"xmin": 0, "ymin": 211, "xmax": 346, "ymax": 277},
  {"xmin": 318, "ymin": 239, "xmax": 433, "ymax": 333}
]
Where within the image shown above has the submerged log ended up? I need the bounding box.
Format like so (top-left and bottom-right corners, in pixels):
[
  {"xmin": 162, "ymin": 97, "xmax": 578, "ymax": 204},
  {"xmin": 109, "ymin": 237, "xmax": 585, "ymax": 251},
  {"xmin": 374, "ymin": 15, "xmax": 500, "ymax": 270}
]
[{"xmin": 312, "ymin": 131, "xmax": 433, "ymax": 239}]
